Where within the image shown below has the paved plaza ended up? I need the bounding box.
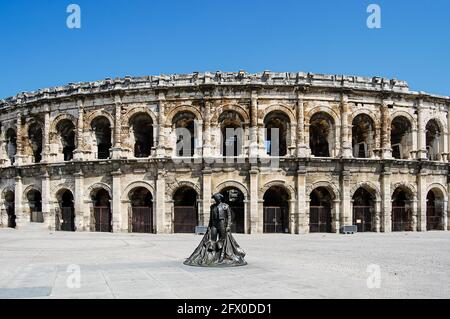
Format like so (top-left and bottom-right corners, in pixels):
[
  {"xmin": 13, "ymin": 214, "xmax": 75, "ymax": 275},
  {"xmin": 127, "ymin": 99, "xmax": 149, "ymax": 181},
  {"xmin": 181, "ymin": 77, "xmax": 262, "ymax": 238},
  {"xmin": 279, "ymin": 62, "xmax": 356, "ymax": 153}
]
[{"xmin": 0, "ymin": 226, "xmax": 449, "ymax": 299}]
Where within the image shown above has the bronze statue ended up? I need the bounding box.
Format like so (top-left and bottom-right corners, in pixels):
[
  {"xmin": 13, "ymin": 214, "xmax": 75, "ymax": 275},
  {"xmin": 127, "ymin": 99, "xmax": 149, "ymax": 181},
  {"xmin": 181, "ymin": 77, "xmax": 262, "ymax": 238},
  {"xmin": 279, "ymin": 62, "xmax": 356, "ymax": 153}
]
[{"xmin": 184, "ymin": 193, "xmax": 247, "ymax": 267}]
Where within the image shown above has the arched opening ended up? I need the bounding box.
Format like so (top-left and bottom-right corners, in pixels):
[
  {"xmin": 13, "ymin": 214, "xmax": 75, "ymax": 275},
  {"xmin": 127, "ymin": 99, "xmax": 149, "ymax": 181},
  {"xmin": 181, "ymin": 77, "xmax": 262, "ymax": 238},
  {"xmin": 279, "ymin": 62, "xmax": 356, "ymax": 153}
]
[
  {"xmin": 264, "ymin": 112, "xmax": 290, "ymax": 156},
  {"xmin": 426, "ymin": 189, "xmax": 445, "ymax": 231},
  {"xmin": 130, "ymin": 113, "xmax": 154, "ymax": 158},
  {"xmin": 173, "ymin": 112, "xmax": 196, "ymax": 157},
  {"xmin": 27, "ymin": 189, "xmax": 43, "ymax": 223},
  {"xmin": 220, "ymin": 187, "xmax": 245, "ymax": 234},
  {"xmin": 263, "ymin": 186, "xmax": 289, "ymax": 233},
  {"xmin": 352, "ymin": 188, "xmax": 375, "ymax": 232},
  {"xmin": 173, "ymin": 186, "xmax": 198, "ymax": 233},
  {"xmin": 28, "ymin": 123, "xmax": 43, "ymax": 163},
  {"xmin": 5, "ymin": 128, "xmax": 17, "ymax": 165},
  {"xmin": 220, "ymin": 111, "xmax": 244, "ymax": 157},
  {"xmin": 426, "ymin": 120, "xmax": 442, "ymax": 161},
  {"xmin": 4, "ymin": 190, "xmax": 15, "ymax": 229},
  {"xmin": 129, "ymin": 187, "xmax": 154, "ymax": 233},
  {"xmin": 310, "ymin": 112, "xmax": 334, "ymax": 158},
  {"xmin": 57, "ymin": 190, "xmax": 75, "ymax": 232},
  {"xmin": 56, "ymin": 120, "xmax": 76, "ymax": 161},
  {"xmin": 309, "ymin": 187, "xmax": 333, "ymax": 233},
  {"xmin": 352, "ymin": 114, "xmax": 375, "ymax": 158},
  {"xmin": 91, "ymin": 189, "xmax": 112, "ymax": 232},
  {"xmin": 391, "ymin": 116, "xmax": 413, "ymax": 160},
  {"xmin": 392, "ymin": 188, "xmax": 414, "ymax": 232},
  {"xmin": 91, "ymin": 117, "xmax": 112, "ymax": 160}
]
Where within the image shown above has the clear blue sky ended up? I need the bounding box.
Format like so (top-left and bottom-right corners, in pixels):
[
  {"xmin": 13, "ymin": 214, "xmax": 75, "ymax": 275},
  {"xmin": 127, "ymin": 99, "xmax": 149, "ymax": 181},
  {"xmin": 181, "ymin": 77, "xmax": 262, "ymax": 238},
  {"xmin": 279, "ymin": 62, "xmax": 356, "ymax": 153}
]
[{"xmin": 1, "ymin": 0, "xmax": 449, "ymax": 99}]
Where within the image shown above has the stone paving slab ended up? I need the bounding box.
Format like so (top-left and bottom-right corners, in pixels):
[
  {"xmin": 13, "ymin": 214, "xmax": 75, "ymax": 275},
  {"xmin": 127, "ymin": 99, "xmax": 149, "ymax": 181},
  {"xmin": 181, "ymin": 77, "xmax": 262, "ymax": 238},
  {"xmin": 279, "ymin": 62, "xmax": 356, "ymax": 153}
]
[{"xmin": 0, "ymin": 229, "xmax": 449, "ymax": 299}]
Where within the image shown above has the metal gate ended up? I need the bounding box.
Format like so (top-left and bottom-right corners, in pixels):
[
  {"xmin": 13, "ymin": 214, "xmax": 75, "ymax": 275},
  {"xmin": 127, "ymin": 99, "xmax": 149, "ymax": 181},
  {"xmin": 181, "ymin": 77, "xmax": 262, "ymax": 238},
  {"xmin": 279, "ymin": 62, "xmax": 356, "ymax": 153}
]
[
  {"xmin": 353, "ymin": 206, "xmax": 373, "ymax": 232},
  {"xmin": 174, "ymin": 206, "xmax": 197, "ymax": 233},
  {"xmin": 93, "ymin": 206, "xmax": 112, "ymax": 232},
  {"xmin": 263, "ymin": 207, "xmax": 289, "ymax": 233},
  {"xmin": 6, "ymin": 206, "xmax": 16, "ymax": 228},
  {"xmin": 131, "ymin": 207, "xmax": 153, "ymax": 233},
  {"xmin": 231, "ymin": 207, "xmax": 245, "ymax": 234},
  {"xmin": 392, "ymin": 206, "xmax": 412, "ymax": 232},
  {"xmin": 426, "ymin": 205, "xmax": 442, "ymax": 231},
  {"xmin": 60, "ymin": 207, "xmax": 75, "ymax": 232},
  {"xmin": 309, "ymin": 206, "xmax": 332, "ymax": 233},
  {"xmin": 31, "ymin": 210, "xmax": 44, "ymax": 223}
]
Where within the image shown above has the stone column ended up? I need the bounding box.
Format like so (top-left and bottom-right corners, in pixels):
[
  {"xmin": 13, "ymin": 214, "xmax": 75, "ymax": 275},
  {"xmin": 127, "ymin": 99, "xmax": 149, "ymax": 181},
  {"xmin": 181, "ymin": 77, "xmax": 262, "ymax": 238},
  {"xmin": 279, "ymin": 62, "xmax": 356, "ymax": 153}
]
[
  {"xmin": 111, "ymin": 169, "xmax": 122, "ymax": 232},
  {"xmin": 249, "ymin": 90, "xmax": 259, "ymax": 161},
  {"xmin": 0, "ymin": 128, "xmax": 7, "ymax": 166},
  {"xmin": 375, "ymin": 200, "xmax": 382, "ymax": 232},
  {"xmin": 73, "ymin": 99, "xmax": 84, "ymax": 161},
  {"xmin": 417, "ymin": 169, "xmax": 427, "ymax": 231},
  {"xmin": 381, "ymin": 167, "xmax": 392, "ymax": 232},
  {"xmin": 156, "ymin": 91, "xmax": 166, "ymax": 157},
  {"xmin": 332, "ymin": 199, "xmax": 340, "ymax": 233},
  {"xmin": 42, "ymin": 105, "xmax": 51, "ymax": 162},
  {"xmin": 297, "ymin": 166, "xmax": 307, "ymax": 234},
  {"xmin": 203, "ymin": 98, "xmax": 212, "ymax": 158},
  {"xmin": 202, "ymin": 168, "xmax": 212, "ymax": 227},
  {"xmin": 443, "ymin": 198, "xmax": 449, "ymax": 231},
  {"xmin": 74, "ymin": 170, "xmax": 85, "ymax": 231},
  {"xmin": 447, "ymin": 110, "xmax": 450, "ymax": 162},
  {"xmin": 14, "ymin": 114, "xmax": 24, "ymax": 166},
  {"xmin": 249, "ymin": 167, "xmax": 259, "ymax": 233},
  {"xmin": 340, "ymin": 170, "xmax": 351, "ymax": 228},
  {"xmin": 340, "ymin": 94, "xmax": 352, "ymax": 158},
  {"xmin": 289, "ymin": 199, "xmax": 296, "ymax": 234},
  {"xmin": 111, "ymin": 95, "xmax": 122, "ymax": 159},
  {"xmin": 41, "ymin": 170, "xmax": 51, "ymax": 229},
  {"xmin": 297, "ymin": 93, "xmax": 310, "ymax": 157},
  {"xmin": 380, "ymin": 99, "xmax": 392, "ymax": 159},
  {"xmin": 243, "ymin": 199, "xmax": 249, "ymax": 234},
  {"xmin": 417, "ymin": 99, "xmax": 428, "ymax": 160},
  {"xmin": 14, "ymin": 176, "xmax": 23, "ymax": 228},
  {"xmin": 156, "ymin": 170, "xmax": 167, "ymax": 233}
]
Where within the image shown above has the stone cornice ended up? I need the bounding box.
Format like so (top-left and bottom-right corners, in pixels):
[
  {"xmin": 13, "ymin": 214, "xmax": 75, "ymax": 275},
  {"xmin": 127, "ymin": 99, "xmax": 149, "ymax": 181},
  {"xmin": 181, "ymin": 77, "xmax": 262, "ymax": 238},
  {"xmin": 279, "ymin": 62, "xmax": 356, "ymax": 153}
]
[{"xmin": 2, "ymin": 71, "xmax": 448, "ymax": 110}]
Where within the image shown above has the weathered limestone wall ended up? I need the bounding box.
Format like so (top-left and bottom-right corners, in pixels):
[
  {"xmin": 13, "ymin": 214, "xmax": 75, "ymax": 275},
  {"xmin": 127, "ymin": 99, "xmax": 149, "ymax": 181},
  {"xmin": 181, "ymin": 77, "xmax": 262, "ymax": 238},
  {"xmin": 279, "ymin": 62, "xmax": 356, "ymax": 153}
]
[{"xmin": 0, "ymin": 72, "xmax": 449, "ymax": 233}]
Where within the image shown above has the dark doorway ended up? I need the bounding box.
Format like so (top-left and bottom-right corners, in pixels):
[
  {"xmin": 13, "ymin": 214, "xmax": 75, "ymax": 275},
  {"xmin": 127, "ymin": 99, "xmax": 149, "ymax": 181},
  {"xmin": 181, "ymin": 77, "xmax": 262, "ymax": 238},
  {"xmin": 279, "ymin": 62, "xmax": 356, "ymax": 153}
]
[
  {"xmin": 28, "ymin": 123, "xmax": 43, "ymax": 163},
  {"xmin": 310, "ymin": 112, "xmax": 334, "ymax": 157},
  {"xmin": 28, "ymin": 190, "xmax": 43, "ymax": 223},
  {"xmin": 392, "ymin": 188, "xmax": 413, "ymax": 232},
  {"xmin": 426, "ymin": 120, "xmax": 441, "ymax": 161},
  {"xmin": 4, "ymin": 190, "xmax": 15, "ymax": 229},
  {"xmin": 91, "ymin": 117, "xmax": 112, "ymax": 160},
  {"xmin": 57, "ymin": 190, "xmax": 75, "ymax": 232},
  {"xmin": 129, "ymin": 187, "xmax": 153, "ymax": 233},
  {"xmin": 130, "ymin": 114, "xmax": 154, "ymax": 158},
  {"xmin": 264, "ymin": 112, "xmax": 290, "ymax": 156},
  {"xmin": 92, "ymin": 189, "xmax": 112, "ymax": 232},
  {"xmin": 220, "ymin": 187, "xmax": 245, "ymax": 234},
  {"xmin": 56, "ymin": 120, "xmax": 76, "ymax": 161},
  {"xmin": 173, "ymin": 112, "xmax": 196, "ymax": 157},
  {"xmin": 352, "ymin": 188, "xmax": 375, "ymax": 232},
  {"xmin": 5, "ymin": 128, "xmax": 17, "ymax": 165},
  {"xmin": 173, "ymin": 187, "xmax": 198, "ymax": 233},
  {"xmin": 310, "ymin": 187, "xmax": 332, "ymax": 233},
  {"xmin": 263, "ymin": 186, "xmax": 290, "ymax": 233},
  {"xmin": 426, "ymin": 190, "xmax": 444, "ymax": 231},
  {"xmin": 220, "ymin": 111, "xmax": 244, "ymax": 157},
  {"xmin": 391, "ymin": 116, "xmax": 412, "ymax": 159},
  {"xmin": 352, "ymin": 114, "xmax": 375, "ymax": 158}
]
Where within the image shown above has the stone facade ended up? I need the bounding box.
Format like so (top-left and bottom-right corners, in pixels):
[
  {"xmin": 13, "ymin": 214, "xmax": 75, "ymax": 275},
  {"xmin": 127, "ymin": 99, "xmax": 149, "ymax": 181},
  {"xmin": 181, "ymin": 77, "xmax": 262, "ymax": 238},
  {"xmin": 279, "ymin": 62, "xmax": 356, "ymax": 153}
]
[{"xmin": 0, "ymin": 71, "xmax": 449, "ymax": 234}]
